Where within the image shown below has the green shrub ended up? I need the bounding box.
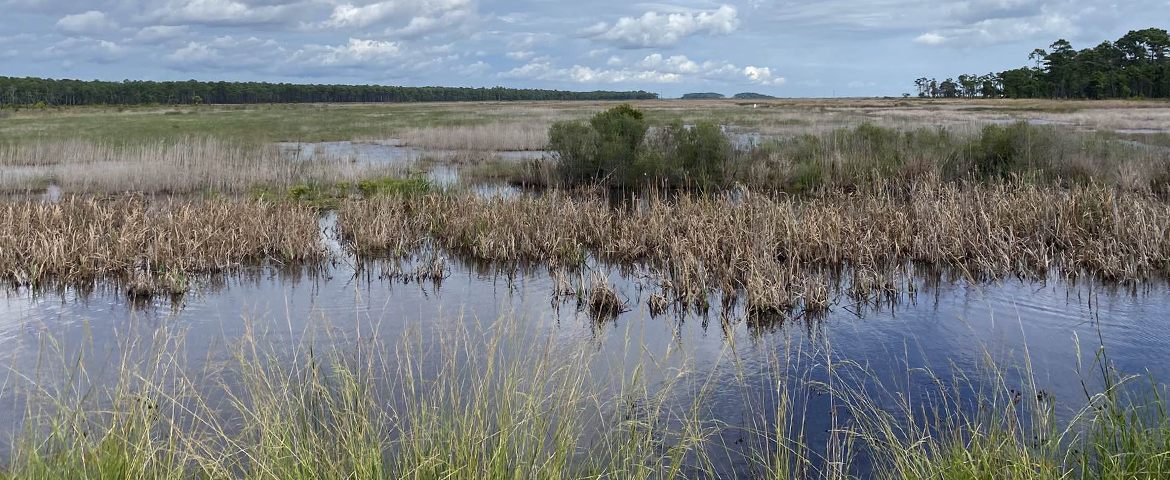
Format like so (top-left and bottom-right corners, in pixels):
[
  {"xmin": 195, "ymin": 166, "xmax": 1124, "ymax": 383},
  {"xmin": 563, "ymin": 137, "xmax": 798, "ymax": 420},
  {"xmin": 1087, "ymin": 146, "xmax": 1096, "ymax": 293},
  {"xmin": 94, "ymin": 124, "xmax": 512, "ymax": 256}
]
[
  {"xmin": 653, "ymin": 122, "xmax": 731, "ymax": 188},
  {"xmin": 550, "ymin": 105, "xmax": 732, "ymax": 189},
  {"xmin": 357, "ymin": 177, "xmax": 431, "ymax": 197}
]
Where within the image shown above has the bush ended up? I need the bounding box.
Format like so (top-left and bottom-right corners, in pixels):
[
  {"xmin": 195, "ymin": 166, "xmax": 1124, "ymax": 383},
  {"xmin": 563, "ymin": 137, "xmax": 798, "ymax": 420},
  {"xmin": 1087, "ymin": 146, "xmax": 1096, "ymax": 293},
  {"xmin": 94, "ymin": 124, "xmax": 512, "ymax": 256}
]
[
  {"xmin": 550, "ymin": 105, "xmax": 731, "ymax": 189},
  {"xmin": 652, "ymin": 122, "xmax": 731, "ymax": 188}
]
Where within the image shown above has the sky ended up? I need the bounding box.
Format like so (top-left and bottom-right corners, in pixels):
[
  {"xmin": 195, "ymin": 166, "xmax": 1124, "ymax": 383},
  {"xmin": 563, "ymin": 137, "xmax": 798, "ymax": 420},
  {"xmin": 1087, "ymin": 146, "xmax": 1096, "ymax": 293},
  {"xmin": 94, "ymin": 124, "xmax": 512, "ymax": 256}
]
[{"xmin": 1, "ymin": 0, "xmax": 1168, "ymax": 98}]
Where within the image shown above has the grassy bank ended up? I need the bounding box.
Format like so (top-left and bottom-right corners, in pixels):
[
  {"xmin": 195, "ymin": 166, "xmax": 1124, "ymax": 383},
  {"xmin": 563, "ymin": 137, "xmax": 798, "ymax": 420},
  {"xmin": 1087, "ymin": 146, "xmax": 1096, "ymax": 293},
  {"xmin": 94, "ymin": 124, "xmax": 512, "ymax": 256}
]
[{"xmin": 2, "ymin": 313, "xmax": 1166, "ymax": 479}]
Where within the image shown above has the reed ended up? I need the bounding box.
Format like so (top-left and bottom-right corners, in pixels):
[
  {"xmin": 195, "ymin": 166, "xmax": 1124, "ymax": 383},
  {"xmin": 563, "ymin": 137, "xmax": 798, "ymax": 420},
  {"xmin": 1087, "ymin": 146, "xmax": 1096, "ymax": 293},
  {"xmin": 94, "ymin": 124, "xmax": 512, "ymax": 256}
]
[
  {"xmin": 2, "ymin": 313, "xmax": 715, "ymax": 480},
  {"xmin": 2, "ymin": 311, "xmax": 1166, "ymax": 480},
  {"xmin": 398, "ymin": 122, "xmax": 550, "ymax": 151},
  {"xmin": 0, "ymin": 137, "xmax": 408, "ymax": 194},
  {"xmin": 0, "ymin": 196, "xmax": 322, "ymax": 291},
  {"xmin": 338, "ymin": 182, "xmax": 1170, "ymax": 314}
]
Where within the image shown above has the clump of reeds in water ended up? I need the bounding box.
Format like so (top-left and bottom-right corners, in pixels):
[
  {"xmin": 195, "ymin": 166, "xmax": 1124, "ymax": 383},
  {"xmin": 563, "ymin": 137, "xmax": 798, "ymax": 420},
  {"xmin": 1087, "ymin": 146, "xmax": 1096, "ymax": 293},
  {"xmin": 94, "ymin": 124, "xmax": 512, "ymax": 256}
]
[
  {"xmin": 585, "ymin": 273, "xmax": 628, "ymax": 322},
  {"xmin": 0, "ymin": 195, "xmax": 322, "ymax": 293},
  {"xmin": 338, "ymin": 182, "xmax": 1170, "ymax": 315}
]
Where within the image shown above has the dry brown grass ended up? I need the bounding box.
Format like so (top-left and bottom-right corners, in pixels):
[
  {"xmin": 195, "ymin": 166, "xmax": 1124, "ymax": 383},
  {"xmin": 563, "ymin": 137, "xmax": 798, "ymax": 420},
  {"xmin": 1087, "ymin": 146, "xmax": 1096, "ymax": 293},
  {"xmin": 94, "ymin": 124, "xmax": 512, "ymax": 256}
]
[
  {"xmin": 0, "ymin": 137, "xmax": 406, "ymax": 194},
  {"xmin": 0, "ymin": 196, "xmax": 322, "ymax": 290},
  {"xmin": 338, "ymin": 183, "xmax": 1170, "ymax": 313},
  {"xmin": 398, "ymin": 122, "xmax": 550, "ymax": 151}
]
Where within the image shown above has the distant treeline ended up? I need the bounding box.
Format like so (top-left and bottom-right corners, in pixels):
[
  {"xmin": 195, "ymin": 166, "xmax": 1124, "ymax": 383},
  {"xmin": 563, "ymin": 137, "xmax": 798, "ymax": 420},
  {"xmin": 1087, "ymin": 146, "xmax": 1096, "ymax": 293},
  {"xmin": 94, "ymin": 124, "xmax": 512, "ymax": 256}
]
[
  {"xmin": 0, "ymin": 76, "xmax": 659, "ymax": 106},
  {"xmin": 914, "ymin": 28, "xmax": 1170, "ymax": 99}
]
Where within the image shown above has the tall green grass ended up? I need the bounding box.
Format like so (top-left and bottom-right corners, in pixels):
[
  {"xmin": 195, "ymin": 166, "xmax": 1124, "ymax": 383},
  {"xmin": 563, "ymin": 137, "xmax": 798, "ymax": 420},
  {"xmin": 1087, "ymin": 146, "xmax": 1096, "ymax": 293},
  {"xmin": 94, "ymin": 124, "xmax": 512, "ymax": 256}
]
[{"xmin": 1, "ymin": 314, "xmax": 1166, "ymax": 479}]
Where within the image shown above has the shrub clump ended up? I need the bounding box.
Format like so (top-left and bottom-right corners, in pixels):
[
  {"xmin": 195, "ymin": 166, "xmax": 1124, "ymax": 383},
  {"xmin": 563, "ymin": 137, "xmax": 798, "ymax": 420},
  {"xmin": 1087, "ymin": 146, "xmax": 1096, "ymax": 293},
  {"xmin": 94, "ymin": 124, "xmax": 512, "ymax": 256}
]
[{"xmin": 549, "ymin": 105, "xmax": 730, "ymax": 189}]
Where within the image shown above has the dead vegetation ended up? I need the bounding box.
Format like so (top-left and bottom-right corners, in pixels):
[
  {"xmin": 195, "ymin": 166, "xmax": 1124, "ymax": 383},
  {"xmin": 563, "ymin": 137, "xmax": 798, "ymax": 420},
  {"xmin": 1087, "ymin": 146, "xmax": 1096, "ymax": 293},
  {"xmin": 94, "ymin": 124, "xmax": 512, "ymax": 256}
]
[
  {"xmin": 0, "ymin": 196, "xmax": 322, "ymax": 292},
  {"xmin": 338, "ymin": 183, "xmax": 1170, "ymax": 314},
  {"xmin": 398, "ymin": 122, "xmax": 550, "ymax": 151},
  {"xmin": 0, "ymin": 137, "xmax": 406, "ymax": 194}
]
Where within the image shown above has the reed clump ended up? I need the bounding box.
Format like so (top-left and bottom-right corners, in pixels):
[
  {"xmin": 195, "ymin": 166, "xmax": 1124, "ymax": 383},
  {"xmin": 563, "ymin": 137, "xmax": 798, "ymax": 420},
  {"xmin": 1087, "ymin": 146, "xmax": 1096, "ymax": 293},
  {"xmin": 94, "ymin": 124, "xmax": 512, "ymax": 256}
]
[
  {"xmin": 339, "ymin": 182, "xmax": 1170, "ymax": 313},
  {"xmin": 0, "ymin": 196, "xmax": 322, "ymax": 290}
]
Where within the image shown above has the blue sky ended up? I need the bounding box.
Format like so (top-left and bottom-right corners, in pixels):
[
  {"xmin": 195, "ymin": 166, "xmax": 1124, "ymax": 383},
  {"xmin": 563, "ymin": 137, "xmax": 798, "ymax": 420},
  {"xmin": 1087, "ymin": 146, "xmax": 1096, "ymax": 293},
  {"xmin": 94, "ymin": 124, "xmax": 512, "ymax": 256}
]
[{"xmin": 1, "ymin": 0, "xmax": 1167, "ymax": 97}]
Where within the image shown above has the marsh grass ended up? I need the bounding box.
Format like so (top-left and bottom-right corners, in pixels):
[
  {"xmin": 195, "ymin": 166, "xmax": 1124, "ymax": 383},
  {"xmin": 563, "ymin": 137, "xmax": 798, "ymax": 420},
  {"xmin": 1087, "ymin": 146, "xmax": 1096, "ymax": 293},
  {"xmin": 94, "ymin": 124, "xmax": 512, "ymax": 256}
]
[
  {"xmin": 399, "ymin": 122, "xmax": 550, "ymax": 151},
  {"xmin": 0, "ymin": 138, "xmax": 411, "ymax": 195},
  {"xmin": 338, "ymin": 182, "xmax": 1170, "ymax": 316},
  {"xmin": 1, "ymin": 313, "xmax": 723, "ymax": 480},
  {"xmin": 0, "ymin": 196, "xmax": 322, "ymax": 292},
  {"xmin": 2, "ymin": 311, "xmax": 1167, "ymax": 480}
]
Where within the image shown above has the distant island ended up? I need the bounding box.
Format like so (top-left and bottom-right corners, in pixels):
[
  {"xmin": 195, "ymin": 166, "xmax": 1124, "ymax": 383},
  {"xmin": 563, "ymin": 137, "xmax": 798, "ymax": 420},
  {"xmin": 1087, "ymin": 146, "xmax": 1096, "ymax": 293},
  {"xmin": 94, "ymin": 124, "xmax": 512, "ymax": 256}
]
[
  {"xmin": 681, "ymin": 92, "xmax": 725, "ymax": 99},
  {"xmin": 732, "ymin": 92, "xmax": 776, "ymax": 99}
]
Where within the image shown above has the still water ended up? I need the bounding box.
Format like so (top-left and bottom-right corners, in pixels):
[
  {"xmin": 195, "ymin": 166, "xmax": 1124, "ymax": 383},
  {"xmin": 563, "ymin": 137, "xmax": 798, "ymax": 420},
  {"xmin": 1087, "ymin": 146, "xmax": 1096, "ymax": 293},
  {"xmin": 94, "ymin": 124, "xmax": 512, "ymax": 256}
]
[{"xmin": 1, "ymin": 244, "xmax": 1167, "ymax": 475}]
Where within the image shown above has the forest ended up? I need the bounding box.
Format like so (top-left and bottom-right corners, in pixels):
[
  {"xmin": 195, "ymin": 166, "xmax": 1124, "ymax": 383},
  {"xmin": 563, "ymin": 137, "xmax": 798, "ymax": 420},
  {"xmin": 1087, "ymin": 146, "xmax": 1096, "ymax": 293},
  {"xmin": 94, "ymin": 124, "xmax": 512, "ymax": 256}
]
[
  {"xmin": 914, "ymin": 28, "xmax": 1170, "ymax": 99},
  {"xmin": 0, "ymin": 76, "xmax": 658, "ymax": 106}
]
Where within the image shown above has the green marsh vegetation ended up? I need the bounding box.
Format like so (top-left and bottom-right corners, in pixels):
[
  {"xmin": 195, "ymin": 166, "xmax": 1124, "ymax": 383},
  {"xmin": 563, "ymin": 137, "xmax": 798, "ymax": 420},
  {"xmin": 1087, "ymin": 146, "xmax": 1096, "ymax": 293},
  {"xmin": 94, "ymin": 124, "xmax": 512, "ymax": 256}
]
[
  {"xmin": 541, "ymin": 104, "xmax": 1170, "ymax": 194},
  {"xmin": 3, "ymin": 312, "xmax": 1168, "ymax": 480}
]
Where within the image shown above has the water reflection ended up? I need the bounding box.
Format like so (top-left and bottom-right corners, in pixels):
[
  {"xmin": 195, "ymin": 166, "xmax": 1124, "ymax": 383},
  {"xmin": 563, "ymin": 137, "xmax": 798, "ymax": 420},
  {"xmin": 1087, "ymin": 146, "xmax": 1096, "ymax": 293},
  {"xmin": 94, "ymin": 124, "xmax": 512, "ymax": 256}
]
[{"xmin": 2, "ymin": 252, "xmax": 1167, "ymax": 460}]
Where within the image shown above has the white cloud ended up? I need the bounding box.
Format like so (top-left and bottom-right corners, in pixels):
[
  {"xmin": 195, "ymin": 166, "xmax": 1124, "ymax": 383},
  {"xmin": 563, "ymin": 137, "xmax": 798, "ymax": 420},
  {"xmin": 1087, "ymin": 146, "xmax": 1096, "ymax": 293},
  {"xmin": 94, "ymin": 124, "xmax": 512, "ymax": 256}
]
[
  {"xmin": 913, "ymin": 12, "xmax": 1075, "ymax": 46},
  {"xmin": 150, "ymin": 0, "xmax": 293, "ymax": 25},
  {"xmin": 43, "ymin": 37, "xmax": 127, "ymax": 63},
  {"xmin": 914, "ymin": 32, "xmax": 946, "ymax": 45},
  {"xmin": 295, "ymin": 38, "xmax": 405, "ymax": 66},
  {"xmin": 506, "ymin": 50, "xmax": 535, "ymax": 60},
  {"xmin": 743, "ymin": 66, "xmax": 784, "ymax": 86},
  {"xmin": 57, "ymin": 11, "xmax": 118, "ymax": 35},
  {"xmin": 391, "ymin": 8, "xmax": 474, "ymax": 37},
  {"xmin": 499, "ymin": 61, "xmax": 680, "ymax": 84},
  {"xmin": 455, "ymin": 60, "xmax": 490, "ymax": 75},
  {"xmin": 134, "ymin": 25, "xmax": 192, "ymax": 44},
  {"xmin": 582, "ymin": 5, "xmax": 738, "ymax": 48},
  {"xmin": 165, "ymin": 41, "xmax": 220, "ymax": 63},
  {"xmin": 323, "ymin": 0, "xmax": 475, "ymax": 28},
  {"xmin": 637, "ymin": 53, "xmax": 700, "ymax": 74}
]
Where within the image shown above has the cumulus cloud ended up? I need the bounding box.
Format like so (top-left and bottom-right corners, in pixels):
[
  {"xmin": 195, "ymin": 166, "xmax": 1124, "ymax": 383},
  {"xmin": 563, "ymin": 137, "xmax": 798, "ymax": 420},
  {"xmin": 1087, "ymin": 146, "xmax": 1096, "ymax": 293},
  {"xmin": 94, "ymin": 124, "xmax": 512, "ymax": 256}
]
[
  {"xmin": 455, "ymin": 60, "xmax": 490, "ymax": 75},
  {"xmin": 149, "ymin": 0, "xmax": 295, "ymax": 25},
  {"xmin": 134, "ymin": 25, "xmax": 192, "ymax": 44},
  {"xmin": 743, "ymin": 66, "xmax": 784, "ymax": 86},
  {"xmin": 57, "ymin": 11, "xmax": 118, "ymax": 35},
  {"xmin": 506, "ymin": 50, "xmax": 535, "ymax": 60},
  {"xmin": 295, "ymin": 38, "xmax": 405, "ymax": 67},
  {"xmin": 914, "ymin": 32, "xmax": 946, "ymax": 45},
  {"xmin": 165, "ymin": 41, "xmax": 220, "ymax": 63},
  {"xmin": 636, "ymin": 53, "xmax": 700, "ymax": 74},
  {"xmin": 391, "ymin": 8, "xmax": 475, "ymax": 37},
  {"xmin": 582, "ymin": 5, "xmax": 738, "ymax": 48},
  {"xmin": 44, "ymin": 37, "xmax": 127, "ymax": 63},
  {"xmin": 913, "ymin": 11, "xmax": 1075, "ymax": 46},
  {"xmin": 498, "ymin": 61, "xmax": 682, "ymax": 83},
  {"xmin": 322, "ymin": 0, "xmax": 476, "ymax": 30}
]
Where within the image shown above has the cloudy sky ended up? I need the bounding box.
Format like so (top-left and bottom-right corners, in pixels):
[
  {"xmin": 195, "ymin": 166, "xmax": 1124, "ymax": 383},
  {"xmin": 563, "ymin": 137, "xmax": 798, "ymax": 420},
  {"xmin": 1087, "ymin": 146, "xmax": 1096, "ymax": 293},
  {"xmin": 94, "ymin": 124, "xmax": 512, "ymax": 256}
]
[{"xmin": 1, "ymin": 0, "xmax": 1167, "ymax": 97}]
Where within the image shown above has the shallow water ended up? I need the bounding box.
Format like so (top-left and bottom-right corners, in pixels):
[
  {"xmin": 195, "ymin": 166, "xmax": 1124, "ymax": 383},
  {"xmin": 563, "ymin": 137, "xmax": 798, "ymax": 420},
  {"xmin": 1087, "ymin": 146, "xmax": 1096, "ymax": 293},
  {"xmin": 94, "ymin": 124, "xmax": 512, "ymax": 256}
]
[{"xmin": 1, "ymin": 244, "xmax": 1168, "ymax": 475}]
